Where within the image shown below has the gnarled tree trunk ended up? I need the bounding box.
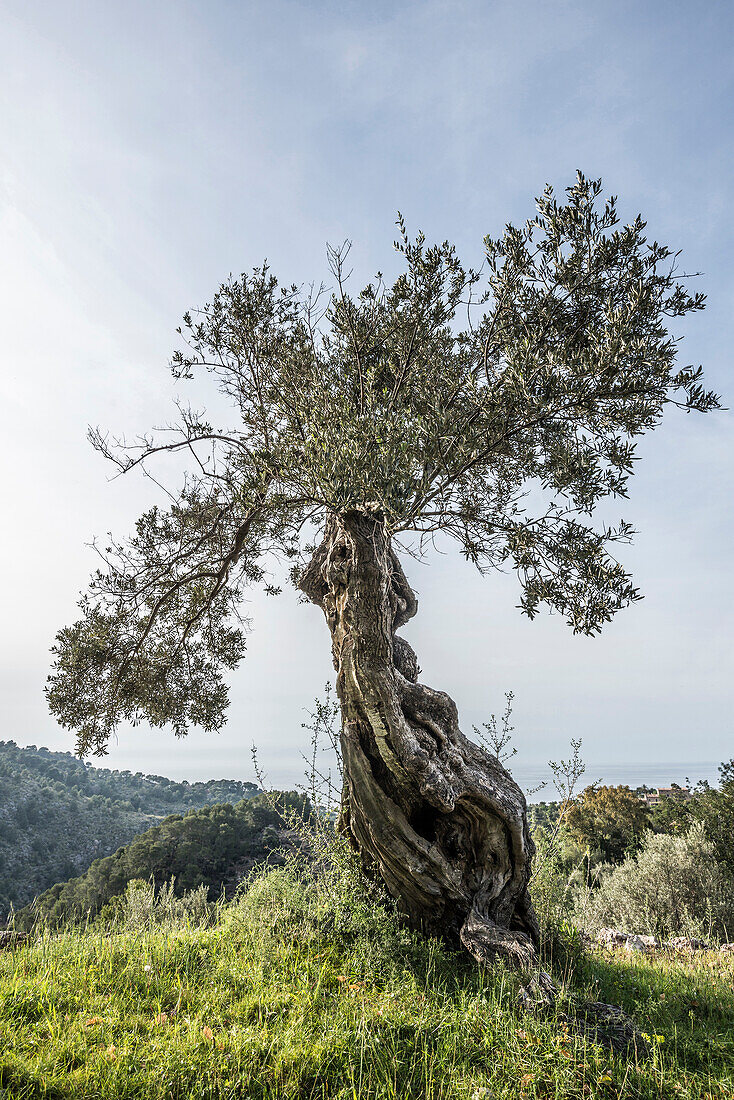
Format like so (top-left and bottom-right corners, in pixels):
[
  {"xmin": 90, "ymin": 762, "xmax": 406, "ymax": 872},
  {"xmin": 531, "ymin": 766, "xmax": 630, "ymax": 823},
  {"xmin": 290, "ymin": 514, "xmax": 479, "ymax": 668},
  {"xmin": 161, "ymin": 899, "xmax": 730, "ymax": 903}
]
[{"xmin": 300, "ymin": 506, "xmax": 539, "ymax": 967}]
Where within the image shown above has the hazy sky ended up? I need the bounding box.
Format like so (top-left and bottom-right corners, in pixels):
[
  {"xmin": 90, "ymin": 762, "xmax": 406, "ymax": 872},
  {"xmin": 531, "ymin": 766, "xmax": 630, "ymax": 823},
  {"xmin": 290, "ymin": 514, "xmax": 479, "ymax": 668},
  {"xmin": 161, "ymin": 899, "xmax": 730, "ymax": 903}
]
[{"xmin": 1, "ymin": 0, "xmax": 732, "ymax": 789}]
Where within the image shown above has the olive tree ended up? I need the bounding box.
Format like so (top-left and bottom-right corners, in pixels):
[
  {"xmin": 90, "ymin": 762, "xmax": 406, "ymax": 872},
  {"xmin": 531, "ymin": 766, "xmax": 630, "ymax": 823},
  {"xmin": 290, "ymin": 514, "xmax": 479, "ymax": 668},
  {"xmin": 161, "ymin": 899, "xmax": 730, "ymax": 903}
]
[{"xmin": 47, "ymin": 174, "xmax": 718, "ymax": 966}]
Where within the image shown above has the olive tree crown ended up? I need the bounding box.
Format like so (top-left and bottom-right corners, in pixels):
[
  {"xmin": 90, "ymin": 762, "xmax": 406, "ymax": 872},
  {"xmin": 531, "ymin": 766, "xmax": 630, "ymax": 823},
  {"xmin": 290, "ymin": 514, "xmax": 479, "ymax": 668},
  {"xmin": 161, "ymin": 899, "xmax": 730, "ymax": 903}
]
[{"xmin": 47, "ymin": 174, "xmax": 719, "ymax": 754}]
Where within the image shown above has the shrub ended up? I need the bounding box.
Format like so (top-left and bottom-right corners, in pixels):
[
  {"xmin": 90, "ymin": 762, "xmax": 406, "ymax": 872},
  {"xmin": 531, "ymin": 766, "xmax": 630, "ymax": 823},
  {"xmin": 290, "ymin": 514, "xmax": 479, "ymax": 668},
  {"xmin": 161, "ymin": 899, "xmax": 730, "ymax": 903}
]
[
  {"xmin": 565, "ymin": 784, "xmax": 650, "ymax": 863},
  {"xmin": 581, "ymin": 823, "xmax": 734, "ymax": 942},
  {"xmin": 691, "ymin": 759, "xmax": 734, "ymax": 875},
  {"xmin": 115, "ymin": 878, "xmax": 214, "ymax": 931},
  {"xmin": 530, "ymin": 829, "xmax": 576, "ymax": 935},
  {"xmin": 232, "ymin": 834, "xmax": 419, "ymax": 972}
]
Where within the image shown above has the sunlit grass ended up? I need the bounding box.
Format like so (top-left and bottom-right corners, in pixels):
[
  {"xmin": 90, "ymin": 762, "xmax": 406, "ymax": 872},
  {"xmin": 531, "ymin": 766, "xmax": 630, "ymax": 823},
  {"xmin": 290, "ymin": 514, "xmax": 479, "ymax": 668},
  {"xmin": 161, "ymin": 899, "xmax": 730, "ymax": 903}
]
[{"xmin": 1, "ymin": 861, "xmax": 733, "ymax": 1099}]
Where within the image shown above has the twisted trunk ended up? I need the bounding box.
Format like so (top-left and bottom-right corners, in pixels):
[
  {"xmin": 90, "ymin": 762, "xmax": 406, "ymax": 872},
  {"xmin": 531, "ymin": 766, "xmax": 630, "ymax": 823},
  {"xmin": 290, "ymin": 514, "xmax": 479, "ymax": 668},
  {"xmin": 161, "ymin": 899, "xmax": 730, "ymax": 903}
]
[{"xmin": 300, "ymin": 507, "xmax": 539, "ymax": 967}]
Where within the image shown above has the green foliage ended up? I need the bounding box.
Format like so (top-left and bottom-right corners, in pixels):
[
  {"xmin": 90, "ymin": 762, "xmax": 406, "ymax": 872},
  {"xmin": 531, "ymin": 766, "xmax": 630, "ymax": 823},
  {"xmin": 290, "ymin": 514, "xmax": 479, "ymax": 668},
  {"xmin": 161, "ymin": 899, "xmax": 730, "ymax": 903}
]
[
  {"xmin": 582, "ymin": 824, "xmax": 734, "ymax": 943},
  {"xmin": 11, "ymin": 793, "xmax": 301, "ymax": 932},
  {"xmin": 527, "ymin": 800, "xmax": 561, "ymax": 833},
  {"xmin": 565, "ymin": 784, "xmax": 650, "ymax": 863},
  {"xmin": 691, "ymin": 759, "xmax": 734, "ymax": 876},
  {"xmin": 46, "ymin": 174, "xmax": 719, "ymax": 752},
  {"xmin": 528, "ymin": 829, "xmax": 576, "ymax": 947},
  {"xmin": 528, "ymin": 765, "xmax": 734, "ymax": 950},
  {"xmin": 0, "ymin": 741, "xmax": 258, "ymax": 919},
  {"xmin": 649, "ymin": 793, "xmax": 693, "ymax": 835},
  {"xmin": 112, "ymin": 879, "xmax": 214, "ymax": 932},
  {"xmin": 234, "ymin": 847, "xmax": 418, "ymax": 977},
  {"xmin": 2, "ymin": 857, "xmax": 734, "ymax": 1098}
]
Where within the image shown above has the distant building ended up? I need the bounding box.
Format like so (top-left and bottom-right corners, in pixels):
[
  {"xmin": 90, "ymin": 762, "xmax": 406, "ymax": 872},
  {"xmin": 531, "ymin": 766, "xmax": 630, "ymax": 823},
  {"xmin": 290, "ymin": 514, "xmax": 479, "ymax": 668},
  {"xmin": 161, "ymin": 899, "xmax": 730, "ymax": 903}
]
[{"xmin": 640, "ymin": 785, "xmax": 692, "ymax": 806}]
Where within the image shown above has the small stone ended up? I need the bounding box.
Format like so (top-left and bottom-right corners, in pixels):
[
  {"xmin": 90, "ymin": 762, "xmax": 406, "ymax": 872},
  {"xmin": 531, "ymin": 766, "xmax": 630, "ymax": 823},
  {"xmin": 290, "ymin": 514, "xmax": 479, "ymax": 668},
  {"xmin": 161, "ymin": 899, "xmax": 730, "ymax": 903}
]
[
  {"xmin": 597, "ymin": 927, "xmax": 629, "ymax": 946},
  {"xmin": 626, "ymin": 935, "xmax": 646, "ymax": 953},
  {"xmin": 0, "ymin": 930, "xmax": 29, "ymax": 951},
  {"xmin": 668, "ymin": 936, "xmax": 710, "ymax": 952},
  {"xmin": 570, "ymin": 1001, "xmax": 650, "ymax": 1055}
]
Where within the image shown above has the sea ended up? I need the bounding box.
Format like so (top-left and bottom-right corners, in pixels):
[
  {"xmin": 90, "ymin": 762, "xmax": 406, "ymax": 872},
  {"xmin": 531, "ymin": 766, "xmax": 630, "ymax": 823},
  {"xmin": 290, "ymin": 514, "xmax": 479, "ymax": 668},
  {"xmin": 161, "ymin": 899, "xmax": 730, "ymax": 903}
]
[{"xmin": 513, "ymin": 760, "xmax": 723, "ymax": 802}]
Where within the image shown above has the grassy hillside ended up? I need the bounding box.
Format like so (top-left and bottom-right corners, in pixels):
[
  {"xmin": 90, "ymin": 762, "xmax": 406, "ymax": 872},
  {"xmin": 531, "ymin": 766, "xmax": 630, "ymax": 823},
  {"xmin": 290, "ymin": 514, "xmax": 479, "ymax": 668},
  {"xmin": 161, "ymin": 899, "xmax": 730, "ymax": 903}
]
[
  {"xmin": 1, "ymin": 854, "xmax": 733, "ymax": 1099},
  {"xmin": 0, "ymin": 741, "xmax": 258, "ymax": 917}
]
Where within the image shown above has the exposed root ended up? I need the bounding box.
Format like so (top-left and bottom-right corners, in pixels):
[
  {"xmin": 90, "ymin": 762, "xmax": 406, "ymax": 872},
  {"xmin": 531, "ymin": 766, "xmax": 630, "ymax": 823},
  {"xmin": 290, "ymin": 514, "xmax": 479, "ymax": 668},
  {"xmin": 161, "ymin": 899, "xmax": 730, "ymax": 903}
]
[
  {"xmin": 516, "ymin": 965, "xmax": 650, "ymax": 1057},
  {"xmin": 461, "ymin": 909, "xmax": 537, "ymax": 969}
]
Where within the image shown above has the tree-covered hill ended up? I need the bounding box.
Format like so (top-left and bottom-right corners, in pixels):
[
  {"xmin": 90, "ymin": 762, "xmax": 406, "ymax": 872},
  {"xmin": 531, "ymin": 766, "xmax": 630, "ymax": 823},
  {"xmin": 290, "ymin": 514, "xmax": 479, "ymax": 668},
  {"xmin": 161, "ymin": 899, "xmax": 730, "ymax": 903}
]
[
  {"xmin": 11, "ymin": 793, "xmax": 305, "ymax": 931},
  {"xmin": 0, "ymin": 740, "xmax": 258, "ymax": 918}
]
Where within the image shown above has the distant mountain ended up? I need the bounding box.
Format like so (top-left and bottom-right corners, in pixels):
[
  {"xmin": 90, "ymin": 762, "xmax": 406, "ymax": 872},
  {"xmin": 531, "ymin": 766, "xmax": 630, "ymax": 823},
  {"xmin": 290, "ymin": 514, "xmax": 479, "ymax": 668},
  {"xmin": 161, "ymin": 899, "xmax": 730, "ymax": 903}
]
[
  {"xmin": 0, "ymin": 740, "xmax": 259, "ymax": 918},
  {"xmin": 11, "ymin": 793, "xmax": 307, "ymax": 931}
]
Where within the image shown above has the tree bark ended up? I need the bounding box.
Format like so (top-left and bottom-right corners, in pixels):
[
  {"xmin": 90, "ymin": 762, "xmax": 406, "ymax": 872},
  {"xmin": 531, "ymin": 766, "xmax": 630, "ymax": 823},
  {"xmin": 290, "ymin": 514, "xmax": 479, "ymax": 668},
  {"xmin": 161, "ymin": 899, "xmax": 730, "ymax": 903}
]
[{"xmin": 300, "ymin": 506, "xmax": 539, "ymax": 967}]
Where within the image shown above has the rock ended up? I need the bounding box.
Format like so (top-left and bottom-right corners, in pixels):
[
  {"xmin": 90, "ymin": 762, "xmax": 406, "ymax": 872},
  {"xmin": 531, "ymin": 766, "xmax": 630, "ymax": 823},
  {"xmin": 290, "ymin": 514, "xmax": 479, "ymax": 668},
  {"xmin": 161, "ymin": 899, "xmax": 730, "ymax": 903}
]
[
  {"xmin": 626, "ymin": 935, "xmax": 647, "ymax": 953},
  {"xmin": 720, "ymin": 943, "xmax": 734, "ymax": 952},
  {"xmin": 0, "ymin": 930, "xmax": 29, "ymax": 950},
  {"xmin": 597, "ymin": 927, "xmax": 629, "ymax": 946},
  {"xmin": 638, "ymin": 934, "xmax": 659, "ymax": 948},
  {"xmin": 571, "ymin": 1001, "xmax": 650, "ymax": 1056},
  {"xmin": 668, "ymin": 936, "xmax": 710, "ymax": 952}
]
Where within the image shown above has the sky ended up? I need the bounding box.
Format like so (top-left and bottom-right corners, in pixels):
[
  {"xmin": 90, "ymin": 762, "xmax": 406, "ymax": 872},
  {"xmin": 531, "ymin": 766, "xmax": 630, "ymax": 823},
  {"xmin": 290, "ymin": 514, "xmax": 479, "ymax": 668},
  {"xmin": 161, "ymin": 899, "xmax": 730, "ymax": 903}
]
[{"xmin": 0, "ymin": 0, "xmax": 732, "ymax": 792}]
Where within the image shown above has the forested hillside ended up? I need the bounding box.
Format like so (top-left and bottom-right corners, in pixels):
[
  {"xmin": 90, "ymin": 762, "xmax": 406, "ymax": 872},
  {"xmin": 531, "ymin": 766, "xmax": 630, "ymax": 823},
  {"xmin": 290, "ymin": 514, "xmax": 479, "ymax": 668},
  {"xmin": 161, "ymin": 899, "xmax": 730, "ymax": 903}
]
[
  {"xmin": 0, "ymin": 741, "xmax": 258, "ymax": 918},
  {"xmin": 11, "ymin": 793, "xmax": 306, "ymax": 930}
]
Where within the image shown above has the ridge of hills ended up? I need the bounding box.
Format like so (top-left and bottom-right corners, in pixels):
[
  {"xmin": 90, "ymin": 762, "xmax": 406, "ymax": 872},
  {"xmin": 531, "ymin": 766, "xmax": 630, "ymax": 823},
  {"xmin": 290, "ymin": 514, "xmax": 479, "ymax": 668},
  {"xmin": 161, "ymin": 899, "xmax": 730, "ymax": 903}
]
[
  {"xmin": 0, "ymin": 740, "xmax": 259, "ymax": 918},
  {"xmin": 10, "ymin": 792, "xmax": 306, "ymax": 932}
]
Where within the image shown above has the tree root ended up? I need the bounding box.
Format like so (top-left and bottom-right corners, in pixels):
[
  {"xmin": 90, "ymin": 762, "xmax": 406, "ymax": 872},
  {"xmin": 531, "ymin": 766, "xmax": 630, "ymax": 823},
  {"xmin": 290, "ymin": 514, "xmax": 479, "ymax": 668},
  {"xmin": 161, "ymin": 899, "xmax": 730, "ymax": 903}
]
[{"xmin": 517, "ymin": 969, "xmax": 650, "ymax": 1056}]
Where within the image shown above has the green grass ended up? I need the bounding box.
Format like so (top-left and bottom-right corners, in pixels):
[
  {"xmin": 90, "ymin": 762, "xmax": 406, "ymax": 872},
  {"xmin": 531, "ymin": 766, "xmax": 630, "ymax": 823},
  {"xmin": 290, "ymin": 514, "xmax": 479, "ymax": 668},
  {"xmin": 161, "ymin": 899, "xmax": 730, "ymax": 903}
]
[{"xmin": 1, "ymin": 859, "xmax": 733, "ymax": 1099}]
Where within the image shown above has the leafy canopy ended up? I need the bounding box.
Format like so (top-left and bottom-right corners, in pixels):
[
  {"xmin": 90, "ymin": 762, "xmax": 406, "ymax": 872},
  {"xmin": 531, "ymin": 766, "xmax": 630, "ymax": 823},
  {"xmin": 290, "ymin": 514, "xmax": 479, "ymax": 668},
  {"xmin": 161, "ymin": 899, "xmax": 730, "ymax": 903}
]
[
  {"xmin": 565, "ymin": 783, "xmax": 651, "ymax": 863},
  {"xmin": 691, "ymin": 760, "xmax": 734, "ymax": 876},
  {"xmin": 47, "ymin": 174, "xmax": 719, "ymax": 754}
]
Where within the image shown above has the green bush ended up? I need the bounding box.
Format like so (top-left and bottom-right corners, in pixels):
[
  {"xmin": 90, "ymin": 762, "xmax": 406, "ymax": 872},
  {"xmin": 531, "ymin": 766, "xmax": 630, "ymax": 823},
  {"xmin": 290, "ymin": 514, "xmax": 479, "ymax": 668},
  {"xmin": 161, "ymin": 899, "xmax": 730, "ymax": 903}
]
[
  {"xmin": 529, "ymin": 829, "xmax": 575, "ymax": 935},
  {"xmin": 232, "ymin": 826, "xmax": 421, "ymax": 977},
  {"xmin": 113, "ymin": 878, "xmax": 215, "ymax": 931},
  {"xmin": 581, "ymin": 823, "xmax": 734, "ymax": 942}
]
